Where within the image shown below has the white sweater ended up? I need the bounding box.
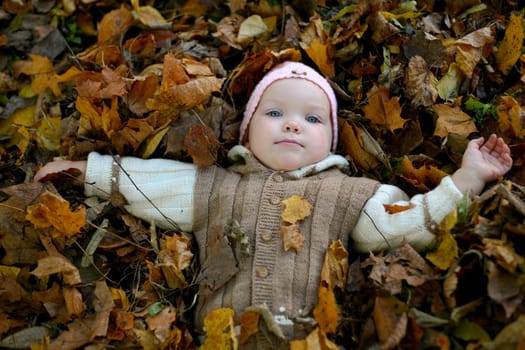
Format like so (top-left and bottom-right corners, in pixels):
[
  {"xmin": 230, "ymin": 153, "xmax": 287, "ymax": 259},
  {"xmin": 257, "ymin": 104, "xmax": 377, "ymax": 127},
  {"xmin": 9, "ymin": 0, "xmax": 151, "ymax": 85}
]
[{"xmin": 85, "ymin": 147, "xmax": 464, "ymax": 253}]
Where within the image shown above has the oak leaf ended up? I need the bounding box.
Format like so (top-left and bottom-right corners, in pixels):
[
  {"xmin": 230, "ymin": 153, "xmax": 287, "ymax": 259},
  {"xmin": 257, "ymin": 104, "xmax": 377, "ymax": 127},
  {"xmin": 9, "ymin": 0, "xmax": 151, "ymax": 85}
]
[{"xmin": 26, "ymin": 190, "xmax": 86, "ymax": 239}]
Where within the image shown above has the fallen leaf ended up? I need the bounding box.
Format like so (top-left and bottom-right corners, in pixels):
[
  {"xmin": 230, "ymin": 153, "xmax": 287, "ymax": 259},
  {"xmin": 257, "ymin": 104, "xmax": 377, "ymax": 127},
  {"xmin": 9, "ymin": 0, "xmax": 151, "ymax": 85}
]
[
  {"xmin": 313, "ymin": 285, "xmax": 339, "ymax": 333},
  {"xmin": 290, "ymin": 327, "xmax": 339, "ymax": 350},
  {"xmin": 200, "ymin": 308, "xmax": 237, "ymax": 350},
  {"xmin": 280, "ymin": 223, "xmax": 305, "ymax": 253},
  {"xmin": 454, "ymin": 27, "xmax": 494, "ymax": 77},
  {"xmin": 362, "ymin": 84, "xmax": 406, "ymax": 132},
  {"xmin": 373, "ymin": 295, "xmax": 408, "ymax": 349},
  {"xmin": 281, "ymin": 195, "xmax": 313, "ymax": 224},
  {"xmin": 433, "ymin": 104, "xmax": 478, "ymax": 138},
  {"xmin": 97, "ymin": 7, "xmax": 135, "ymax": 45},
  {"xmin": 383, "ymin": 203, "xmax": 416, "ymax": 214},
  {"xmin": 183, "ymin": 124, "xmax": 220, "ymax": 167},
  {"xmin": 426, "ymin": 210, "xmax": 459, "ymax": 270},
  {"xmin": 497, "ymin": 96, "xmax": 525, "ymax": 139},
  {"xmin": 496, "ymin": 12, "xmax": 524, "ymax": 75},
  {"xmin": 239, "ymin": 311, "xmax": 259, "ymax": 344},
  {"xmin": 31, "ymin": 255, "xmax": 82, "ymax": 285},
  {"xmin": 26, "ymin": 190, "xmax": 86, "ymax": 239},
  {"xmin": 405, "ymin": 55, "xmax": 438, "ymax": 107},
  {"xmin": 236, "ymin": 15, "xmax": 269, "ymax": 45},
  {"xmin": 339, "ymin": 119, "xmax": 381, "ymax": 171},
  {"xmin": 401, "ymin": 157, "xmax": 448, "ymax": 192}
]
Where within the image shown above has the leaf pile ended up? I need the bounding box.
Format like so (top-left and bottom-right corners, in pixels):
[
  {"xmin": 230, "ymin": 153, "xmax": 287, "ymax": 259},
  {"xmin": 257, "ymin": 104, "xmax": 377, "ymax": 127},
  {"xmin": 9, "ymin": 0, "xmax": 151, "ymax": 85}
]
[{"xmin": 1, "ymin": 0, "xmax": 525, "ymax": 349}]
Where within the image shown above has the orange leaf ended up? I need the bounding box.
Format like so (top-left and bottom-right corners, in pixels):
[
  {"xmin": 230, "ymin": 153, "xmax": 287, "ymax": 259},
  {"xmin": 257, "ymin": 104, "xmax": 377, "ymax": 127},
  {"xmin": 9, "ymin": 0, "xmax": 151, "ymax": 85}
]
[
  {"xmin": 290, "ymin": 327, "xmax": 339, "ymax": 350},
  {"xmin": 239, "ymin": 311, "xmax": 260, "ymax": 344},
  {"xmin": 200, "ymin": 308, "xmax": 238, "ymax": 350},
  {"xmin": 321, "ymin": 241, "xmax": 349, "ymax": 290},
  {"xmin": 497, "ymin": 96, "xmax": 525, "ymax": 139},
  {"xmin": 281, "ymin": 195, "xmax": 312, "ymax": 224},
  {"xmin": 433, "ymin": 104, "xmax": 477, "ymax": 138},
  {"xmin": 26, "ymin": 191, "xmax": 86, "ymax": 239},
  {"xmin": 383, "ymin": 203, "xmax": 415, "ymax": 214},
  {"xmin": 401, "ymin": 157, "xmax": 448, "ymax": 192},
  {"xmin": 313, "ymin": 285, "xmax": 340, "ymax": 334},
  {"xmin": 279, "ymin": 224, "xmax": 305, "ymax": 253},
  {"xmin": 164, "ymin": 233, "xmax": 194, "ymax": 271},
  {"xmin": 183, "ymin": 124, "xmax": 220, "ymax": 167},
  {"xmin": 339, "ymin": 119, "xmax": 380, "ymax": 171},
  {"xmin": 362, "ymin": 85, "xmax": 406, "ymax": 133},
  {"xmin": 98, "ymin": 7, "xmax": 135, "ymax": 45}
]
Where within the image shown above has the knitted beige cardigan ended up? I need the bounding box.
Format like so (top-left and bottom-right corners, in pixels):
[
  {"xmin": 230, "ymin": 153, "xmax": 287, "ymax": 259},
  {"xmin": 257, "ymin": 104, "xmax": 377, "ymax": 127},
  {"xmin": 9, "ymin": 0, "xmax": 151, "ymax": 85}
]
[{"xmin": 191, "ymin": 150, "xmax": 379, "ymax": 347}]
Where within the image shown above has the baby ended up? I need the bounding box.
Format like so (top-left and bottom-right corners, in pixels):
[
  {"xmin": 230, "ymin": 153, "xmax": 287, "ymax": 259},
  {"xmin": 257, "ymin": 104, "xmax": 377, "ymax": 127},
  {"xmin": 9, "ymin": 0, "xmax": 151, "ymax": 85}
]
[{"xmin": 35, "ymin": 61, "xmax": 513, "ymax": 348}]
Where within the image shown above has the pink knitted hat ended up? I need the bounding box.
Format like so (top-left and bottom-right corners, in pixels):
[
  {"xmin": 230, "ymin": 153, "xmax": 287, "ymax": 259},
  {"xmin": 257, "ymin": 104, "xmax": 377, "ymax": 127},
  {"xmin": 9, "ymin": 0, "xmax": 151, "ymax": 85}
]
[{"xmin": 239, "ymin": 61, "xmax": 338, "ymax": 151}]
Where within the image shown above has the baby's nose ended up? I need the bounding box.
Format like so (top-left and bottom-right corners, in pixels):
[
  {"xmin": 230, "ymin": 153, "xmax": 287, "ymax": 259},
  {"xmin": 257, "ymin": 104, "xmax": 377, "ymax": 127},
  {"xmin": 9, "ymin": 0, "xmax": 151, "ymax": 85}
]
[{"xmin": 284, "ymin": 120, "xmax": 300, "ymax": 132}]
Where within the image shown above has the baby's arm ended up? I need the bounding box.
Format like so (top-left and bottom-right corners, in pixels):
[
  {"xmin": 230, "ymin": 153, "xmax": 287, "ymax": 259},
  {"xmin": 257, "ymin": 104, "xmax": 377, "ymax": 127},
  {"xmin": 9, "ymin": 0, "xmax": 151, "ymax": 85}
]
[
  {"xmin": 451, "ymin": 134, "xmax": 512, "ymax": 196},
  {"xmin": 352, "ymin": 134, "xmax": 513, "ymax": 253},
  {"xmin": 35, "ymin": 153, "xmax": 197, "ymax": 231}
]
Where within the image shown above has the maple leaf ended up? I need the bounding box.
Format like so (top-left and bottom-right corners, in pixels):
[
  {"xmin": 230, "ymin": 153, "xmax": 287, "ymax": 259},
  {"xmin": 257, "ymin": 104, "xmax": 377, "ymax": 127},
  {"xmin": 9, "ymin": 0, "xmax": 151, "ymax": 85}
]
[
  {"xmin": 362, "ymin": 84, "xmax": 406, "ymax": 133},
  {"xmin": 433, "ymin": 104, "xmax": 478, "ymax": 138},
  {"xmin": 281, "ymin": 195, "xmax": 313, "ymax": 224},
  {"xmin": 74, "ymin": 67, "xmax": 128, "ymax": 99},
  {"xmin": 300, "ymin": 17, "xmax": 335, "ymax": 77},
  {"xmin": 401, "ymin": 157, "xmax": 448, "ymax": 192},
  {"xmin": 26, "ymin": 190, "xmax": 86, "ymax": 239},
  {"xmin": 200, "ymin": 308, "xmax": 238, "ymax": 350}
]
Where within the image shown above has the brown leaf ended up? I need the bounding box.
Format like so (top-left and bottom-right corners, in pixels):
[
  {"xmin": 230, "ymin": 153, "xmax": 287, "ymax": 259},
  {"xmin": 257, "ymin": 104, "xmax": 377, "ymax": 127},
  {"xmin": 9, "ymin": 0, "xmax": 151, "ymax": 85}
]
[
  {"xmin": 280, "ymin": 224, "xmax": 305, "ymax": 253},
  {"xmin": 97, "ymin": 7, "xmax": 135, "ymax": 45},
  {"xmin": 373, "ymin": 296, "xmax": 408, "ymax": 349},
  {"xmin": 183, "ymin": 124, "xmax": 220, "ymax": 167},
  {"xmin": 405, "ymin": 55, "xmax": 438, "ymax": 107},
  {"xmin": 401, "ymin": 157, "xmax": 448, "ymax": 192},
  {"xmin": 31, "ymin": 255, "xmax": 82, "ymax": 285},
  {"xmin": 74, "ymin": 67, "xmax": 128, "ymax": 99},
  {"xmin": 454, "ymin": 27, "xmax": 494, "ymax": 77},
  {"xmin": 339, "ymin": 119, "xmax": 381, "ymax": 171}
]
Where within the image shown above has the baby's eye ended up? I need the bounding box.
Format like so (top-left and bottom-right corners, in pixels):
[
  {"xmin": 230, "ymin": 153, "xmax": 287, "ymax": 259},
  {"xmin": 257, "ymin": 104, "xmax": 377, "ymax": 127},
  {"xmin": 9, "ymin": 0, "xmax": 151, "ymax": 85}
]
[
  {"xmin": 305, "ymin": 115, "xmax": 320, "ymax": 123},
  {"xmin": 266, "ymin": 110, "xmax": 282, "ymax": 117}
]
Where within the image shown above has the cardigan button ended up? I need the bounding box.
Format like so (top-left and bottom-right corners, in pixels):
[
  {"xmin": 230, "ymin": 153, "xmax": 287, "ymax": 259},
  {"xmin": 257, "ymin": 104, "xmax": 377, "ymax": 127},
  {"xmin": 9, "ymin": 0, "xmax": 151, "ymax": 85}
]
[
  {"xmin": 260, "ymin": 230, "xmax": 272, "ymax": 242},
  {"xmin": 256, "ymin": 267, "xmax": 269, "ymax": 278},
  {"xmin": 269, "ymin": 195, "xmax": 281, "ymax": 205}
]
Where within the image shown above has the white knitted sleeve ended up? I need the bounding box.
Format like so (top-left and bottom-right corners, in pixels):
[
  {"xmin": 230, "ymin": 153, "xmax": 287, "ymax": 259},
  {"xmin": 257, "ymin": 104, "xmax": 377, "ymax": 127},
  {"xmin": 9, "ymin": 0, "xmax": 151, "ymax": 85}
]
[
  {"xmin": 351, "ymin": 176, "xmax": 464, "ymax": 253},
  {"xmin": 85, "ymin": 152, "xmax": 196, "ymax": 232}
]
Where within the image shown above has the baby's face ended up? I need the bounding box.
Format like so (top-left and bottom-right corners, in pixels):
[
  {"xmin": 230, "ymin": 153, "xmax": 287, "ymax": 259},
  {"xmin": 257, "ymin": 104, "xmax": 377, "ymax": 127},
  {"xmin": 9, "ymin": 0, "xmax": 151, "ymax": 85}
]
[{"xmin": 246, "ymin": 79, "xmax": 333, "ymax": 171}]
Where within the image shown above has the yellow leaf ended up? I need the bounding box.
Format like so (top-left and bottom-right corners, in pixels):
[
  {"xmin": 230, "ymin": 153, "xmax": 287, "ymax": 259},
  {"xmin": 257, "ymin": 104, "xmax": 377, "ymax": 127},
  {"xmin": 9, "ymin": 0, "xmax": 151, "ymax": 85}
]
[
  {"xmin": 497, "ymin": 96, "xmax": 525, "ymax": 139},
  {"xmin": 110, "ymin": 287, "xmax": 130, "ymax": 309},
  {"xmin": 13, "ymin": 54, "xmax": 62, "ymax": 96},
  {"xmin": 26, "ymin": 191, "xmax": 86, "ymax": 239},
  {"xmin": 426, "ymin": 210, "xmax": 459, "ymax": 270},
  {"xmin": 496, "ymin": 12, "xmax": 524, "ymax": 75},
  {"xmin": 134, "ymin": 6, "xmax": 170, "ymax": 28},
  {"xmin": 0, "ymin": 105, "xmax": 36, "ymax": 147},
  {"xmin": 281, "ymin": 195, "xmax": 313, "ymax": 224},
  {"xmin": 0, "ymin": 265, "xmax": 20, "ymax": 278},
  {"xmin": 36, "ymin": 116, "xmax": 61, "ymax": 151},
  {"xmin": 437, "ymin": 63, "xmax": 464, "ymax": 101},
  {"xmin": 313, "ymin": 285, "xmax": 340, "ymax": 333},
  {"xmin": 433, "ymin": 104, "xmax": 477, "ymax": 138},
  {"xmin": 200, "ymin": 308, "xmax": 238, "ymax": 350},
  {"xmin": 300, "ymin": 17, "xmax": 335, "ymax": 77}
]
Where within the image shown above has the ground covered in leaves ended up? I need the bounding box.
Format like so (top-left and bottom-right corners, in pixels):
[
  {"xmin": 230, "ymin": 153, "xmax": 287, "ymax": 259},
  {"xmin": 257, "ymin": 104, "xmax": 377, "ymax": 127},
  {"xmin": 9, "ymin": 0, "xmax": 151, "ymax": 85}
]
[{"xmin": 1, "ymin": 0, "xmax": 525, "ymax": 349}]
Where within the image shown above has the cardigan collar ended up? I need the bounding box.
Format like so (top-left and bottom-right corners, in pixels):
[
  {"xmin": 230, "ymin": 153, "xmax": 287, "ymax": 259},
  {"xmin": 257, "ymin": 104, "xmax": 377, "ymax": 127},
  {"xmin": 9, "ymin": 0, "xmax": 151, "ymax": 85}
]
[{"xmin": 227, "ymin": 145, "xmax": 350, "ymax": 178}]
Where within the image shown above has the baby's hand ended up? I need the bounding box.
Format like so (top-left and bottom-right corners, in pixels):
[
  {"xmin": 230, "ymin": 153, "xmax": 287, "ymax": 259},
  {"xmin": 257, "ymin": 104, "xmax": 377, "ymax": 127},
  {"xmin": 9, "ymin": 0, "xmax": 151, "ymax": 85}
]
[
  {"xmin": 451, "ymin": 134, "xmax": 513, "ymax": 195},
  {"xmin": 34, "ymin": 159, "xmax": 87, "ymax": 183}
]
